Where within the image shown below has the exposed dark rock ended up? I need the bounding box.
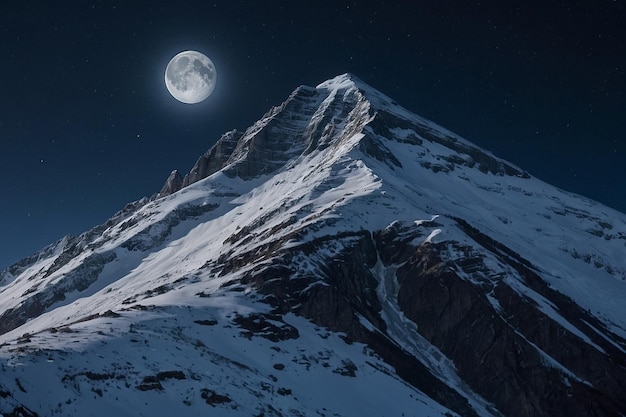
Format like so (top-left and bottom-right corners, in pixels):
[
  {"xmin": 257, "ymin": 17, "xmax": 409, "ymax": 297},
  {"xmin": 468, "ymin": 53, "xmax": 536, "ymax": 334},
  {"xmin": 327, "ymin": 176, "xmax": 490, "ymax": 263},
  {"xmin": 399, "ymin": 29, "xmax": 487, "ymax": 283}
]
[
  {"xmin": 200, "ymin": 388, "xmax": 232, "ymax": 406},
  {"xmin": 194, "ymin": 319, "xmax": 218, "ymax": 326},
  {"xmin": 158, "ymin": 170, "xmax": 183, "ymax": 197},
  {"xmin": 395, "ymin": 236, "xmax": 626, "ymax": 417},
  {"xmin": 136, "ymin": 375, "xmax": 163, "ymax": 391},
  {"xmin": 374, "ymin": 220, "xmax": 430, "ymax": 265},
  {"xmin": 359, "ymin": 323, "xmax": 481, "ymax": 417},
  {"xmin": 137, "ymin": 371, "xmax": 187, "ymax": 391},
  {"xmin": 156, "ymin": 370, "xmax": 186, "ymax": 381},
  {"xmin": 332, "ymin": 359, "xmax": 357, "ymax": 377},
  {"xmin": 153, "ymin": 130, "xmax": 243, "ymax": 199},
  {"xmin": 183, "ymin": 130, "xmax": 243, "ymax": 187},
  {"xmin": 236, "ymin": 229, "xmax": 483, "ymax": 417},
  {"xmin": 233, "ymin": 313, "xmax": 299, "ymax": 342},
  {"xmin": 359, "ymin": 134, "xmax": 402, "ymax": 168},
  {"xmin": 295, "ymin": 230, "xmax": 384, "ymax": 340},
  {"xmin": 100, "ymin": 310, "xmax": 120, "ymax": 318},
  {"xmin": 227, "ymin": 209, "xmax": 625, "ymax": 417},
  {"xmin": 62, "ymin": 372, "xmax": 118, "ymax": 384},
  {"xmin": 224, "ymin": 87, "xmax": 324, "ymax": 179}
]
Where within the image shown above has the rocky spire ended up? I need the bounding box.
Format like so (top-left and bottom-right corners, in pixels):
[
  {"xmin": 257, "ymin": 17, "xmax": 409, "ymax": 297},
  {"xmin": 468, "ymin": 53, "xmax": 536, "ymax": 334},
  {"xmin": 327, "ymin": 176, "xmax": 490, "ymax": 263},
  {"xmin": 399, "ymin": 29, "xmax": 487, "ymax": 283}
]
[
  {"xmin": 157, "ymin": 170, "xmax": 183, "ymax": 198},
  {"xmin": 182, "ymin": 129, "xmax": 243, "ymax": 187},
  {"xmin": 156, "ymin": 130, "xmax": 243, "ymax": 198}
]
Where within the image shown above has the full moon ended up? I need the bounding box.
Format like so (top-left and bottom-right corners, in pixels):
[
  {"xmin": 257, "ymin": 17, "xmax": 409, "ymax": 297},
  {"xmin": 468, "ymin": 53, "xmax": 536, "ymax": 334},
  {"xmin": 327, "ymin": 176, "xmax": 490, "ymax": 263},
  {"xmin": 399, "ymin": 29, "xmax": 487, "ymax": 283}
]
[{"xmin": 165, "ymin": 50, "xmax": 216, "ymax": 104}]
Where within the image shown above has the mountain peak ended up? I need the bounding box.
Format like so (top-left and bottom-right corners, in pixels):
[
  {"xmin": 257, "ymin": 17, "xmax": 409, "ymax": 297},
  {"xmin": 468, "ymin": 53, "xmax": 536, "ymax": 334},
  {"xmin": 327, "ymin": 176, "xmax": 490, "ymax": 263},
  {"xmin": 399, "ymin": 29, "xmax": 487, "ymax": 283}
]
[
  {"xmin": 315, "ymin": 72, "xmax": 364, "ymax": 90},
  {"xmin": 158, "ymin": 72, "xmax": 529, "ymax": 196},
  {"xmin": 158, "ymin": 73, "xmax": 378, "ymax": 186},
  {"xmin": 315, "ymin": 73, "xmax": 403, "ymax": 115},
  {"xmin": 2, "ymin": 74, "xmax": 625, "ymax": 417}
]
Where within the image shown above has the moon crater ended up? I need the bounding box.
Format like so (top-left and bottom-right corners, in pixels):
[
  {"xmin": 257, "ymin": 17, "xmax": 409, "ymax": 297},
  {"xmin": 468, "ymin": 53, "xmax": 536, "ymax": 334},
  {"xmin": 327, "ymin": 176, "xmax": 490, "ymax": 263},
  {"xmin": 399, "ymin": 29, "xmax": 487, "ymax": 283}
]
[{"xmin": 165, "ymin": 50, "xmax": 216, "ymax": 104}]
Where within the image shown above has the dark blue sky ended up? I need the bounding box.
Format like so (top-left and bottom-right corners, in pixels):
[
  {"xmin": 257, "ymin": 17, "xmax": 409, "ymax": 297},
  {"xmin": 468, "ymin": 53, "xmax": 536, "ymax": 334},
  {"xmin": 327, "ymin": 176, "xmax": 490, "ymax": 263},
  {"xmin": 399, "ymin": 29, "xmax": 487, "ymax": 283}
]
[{"xmin": 1, "ymin": 1, "xmax": 624, "ymax": 270}]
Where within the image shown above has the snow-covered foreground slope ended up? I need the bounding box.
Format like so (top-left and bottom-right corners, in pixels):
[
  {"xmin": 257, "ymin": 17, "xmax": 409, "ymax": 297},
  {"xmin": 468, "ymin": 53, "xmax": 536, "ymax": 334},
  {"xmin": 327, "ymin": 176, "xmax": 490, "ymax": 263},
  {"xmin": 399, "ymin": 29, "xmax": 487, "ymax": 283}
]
[
  {"xmin": 1, "ymin": 74, "xmax": 625, "ymax": 417},
  {"xmin": 0, "ymin": 294, "xmax": 453, "ymax": 416}
]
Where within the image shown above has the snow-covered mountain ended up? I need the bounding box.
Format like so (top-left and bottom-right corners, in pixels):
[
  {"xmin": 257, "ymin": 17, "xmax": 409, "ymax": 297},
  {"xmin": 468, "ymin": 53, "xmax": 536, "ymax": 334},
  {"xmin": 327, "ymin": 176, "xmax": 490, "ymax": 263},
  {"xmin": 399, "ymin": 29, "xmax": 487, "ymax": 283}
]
[{"xmin": 1, "ymin": 74, "xmax": 625, "ymax": 417}]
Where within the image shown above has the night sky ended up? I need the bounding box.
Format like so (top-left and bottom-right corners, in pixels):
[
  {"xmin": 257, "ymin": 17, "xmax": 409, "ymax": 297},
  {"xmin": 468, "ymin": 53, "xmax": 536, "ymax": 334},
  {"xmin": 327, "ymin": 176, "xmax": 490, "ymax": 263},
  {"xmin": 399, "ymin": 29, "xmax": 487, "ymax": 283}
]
[{"xmin": 1, "ymin": 1, "xmax": 624, "ymax": 270}]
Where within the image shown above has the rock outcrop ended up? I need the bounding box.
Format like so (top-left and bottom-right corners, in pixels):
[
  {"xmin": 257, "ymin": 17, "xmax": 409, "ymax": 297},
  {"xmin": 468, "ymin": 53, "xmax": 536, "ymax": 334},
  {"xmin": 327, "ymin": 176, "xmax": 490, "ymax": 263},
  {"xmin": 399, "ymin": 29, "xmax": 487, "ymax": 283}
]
[{"xmin": 158, "ymin": 170, "xmax": 183, "ymax": 197}]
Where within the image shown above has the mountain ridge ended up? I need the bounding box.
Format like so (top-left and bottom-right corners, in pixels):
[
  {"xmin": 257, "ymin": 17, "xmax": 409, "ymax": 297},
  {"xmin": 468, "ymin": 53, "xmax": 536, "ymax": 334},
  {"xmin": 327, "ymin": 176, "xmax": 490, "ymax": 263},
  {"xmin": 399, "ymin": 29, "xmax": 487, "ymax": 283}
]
[{"xmin": 1, "ymin": 73, "xmax": 625, "ymax": 417}]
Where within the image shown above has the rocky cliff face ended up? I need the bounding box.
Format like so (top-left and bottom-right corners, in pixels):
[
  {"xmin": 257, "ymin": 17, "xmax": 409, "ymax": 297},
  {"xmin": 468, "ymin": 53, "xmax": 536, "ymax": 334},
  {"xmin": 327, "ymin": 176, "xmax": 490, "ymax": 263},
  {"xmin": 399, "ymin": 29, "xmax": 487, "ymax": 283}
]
[
  {"xmin": 232, "ymin": 215, "xmax": 626, "ymax": 417},
  {"xmin": 1, "ymin": 74, "xmax": 625, "ymax": 417},
  {"xmin": 393, "ymin": 222, "xmax": 626, "ymax": 417}
]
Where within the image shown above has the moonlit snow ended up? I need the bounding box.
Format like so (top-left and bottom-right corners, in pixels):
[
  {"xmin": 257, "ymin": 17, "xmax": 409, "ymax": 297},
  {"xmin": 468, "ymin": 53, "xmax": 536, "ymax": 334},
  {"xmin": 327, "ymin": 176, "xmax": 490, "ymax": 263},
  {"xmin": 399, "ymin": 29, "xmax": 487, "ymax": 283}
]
[{"xmin": 1, "ymin": 74, "xmax": 624, "ymax": 416}]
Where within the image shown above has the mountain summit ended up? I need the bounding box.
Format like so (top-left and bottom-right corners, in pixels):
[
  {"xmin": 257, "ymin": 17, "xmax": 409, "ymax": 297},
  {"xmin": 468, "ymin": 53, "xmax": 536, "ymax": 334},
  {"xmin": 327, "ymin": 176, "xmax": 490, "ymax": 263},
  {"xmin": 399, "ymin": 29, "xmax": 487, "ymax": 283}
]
[{"xmin": 1, "ymin": 74, "xmax": 625, "ymax": 417}]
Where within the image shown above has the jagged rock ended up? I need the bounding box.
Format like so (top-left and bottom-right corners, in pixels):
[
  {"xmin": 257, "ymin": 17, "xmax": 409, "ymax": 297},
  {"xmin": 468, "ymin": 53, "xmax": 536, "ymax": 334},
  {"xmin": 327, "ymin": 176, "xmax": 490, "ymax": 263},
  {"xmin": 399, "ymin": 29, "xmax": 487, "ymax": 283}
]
[
  {"xmin": 182, "ymin": 129, "xmax": 242, "ymax": 187},
  {"xmin": 233, "ymin": 312, "xmax": 299, "ymax": 342},
  {"xmin": 395, "ymin": 238, "xmax": 626, "ymax": 417},
  {"xmin": 158, "ymin": 170, "xmax": 183, "ymax": 197}
]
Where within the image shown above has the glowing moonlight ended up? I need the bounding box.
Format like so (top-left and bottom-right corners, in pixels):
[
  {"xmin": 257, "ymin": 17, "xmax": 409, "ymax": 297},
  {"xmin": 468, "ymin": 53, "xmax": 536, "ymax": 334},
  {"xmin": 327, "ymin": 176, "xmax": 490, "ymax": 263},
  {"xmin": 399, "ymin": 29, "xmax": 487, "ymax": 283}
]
[{"xmin": 165, "ymin": 50, "xmax": 216, "ymax": 104}]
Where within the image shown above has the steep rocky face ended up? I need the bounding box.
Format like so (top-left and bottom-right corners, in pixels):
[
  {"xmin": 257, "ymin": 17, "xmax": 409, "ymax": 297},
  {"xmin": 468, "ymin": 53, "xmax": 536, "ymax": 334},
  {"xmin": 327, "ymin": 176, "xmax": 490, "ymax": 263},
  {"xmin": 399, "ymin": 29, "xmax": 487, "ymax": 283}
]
[
  {"xmin": 223, "ymin": 82, "xmax": 373, "ymax": 179},
  {"xmin": 232, "ymin": 227, "xmax": 483, "ymax": 417},
  {"xmin": 156, "ymin": 130, "xmax": 243, "ymax": 199},
  {"xmin": 158, "ymin": 170, "xmax": 183, "ymax": 196},
  {"xmin": 395, "ymin": 239, "xmax": 626, "ymax": 417},
  {"xmin": 227, "ymin": 214, "xmax": 625, "ymax": 417},
  {"xmin": 182, "ymin": 129, "xmax": 243, "ymax": 187},
  {"xmin": 157, "ymin": 75, "xmax": 376, "ymax": 188}
]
